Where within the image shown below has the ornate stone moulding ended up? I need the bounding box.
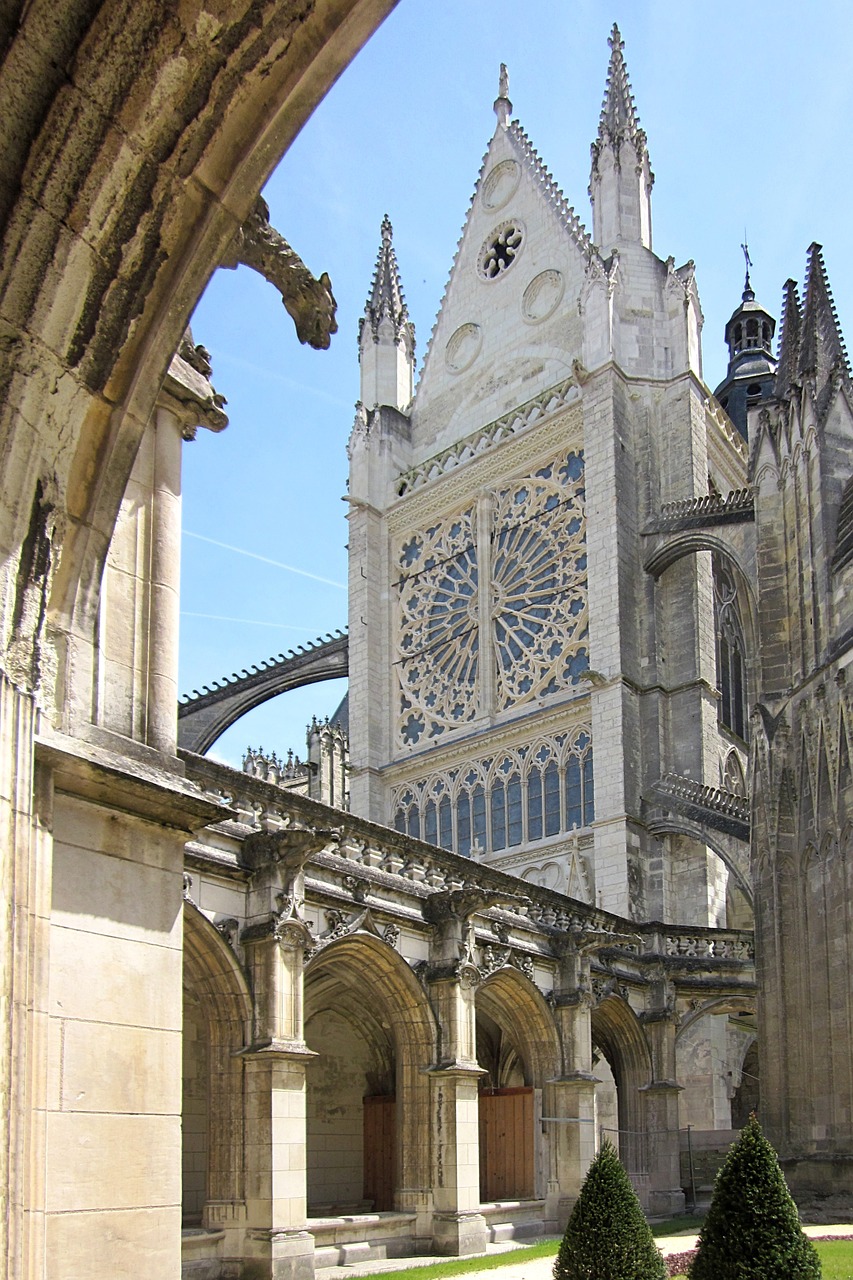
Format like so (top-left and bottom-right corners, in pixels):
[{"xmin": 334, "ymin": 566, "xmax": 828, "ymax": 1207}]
[
  {"xmin": 445, "ymin": 322, "xmax": 483, "ymax": 374},
  {"xmin": 521, "ymin": 270, "xmax": 565, "ymax": 324},
  {"xmin": 394, "ymin": 377, "xmax": 580, "ymax": 500},
  {"xmin": 481, "ymin": 159, "xmax": 522, "ymax": 212}
]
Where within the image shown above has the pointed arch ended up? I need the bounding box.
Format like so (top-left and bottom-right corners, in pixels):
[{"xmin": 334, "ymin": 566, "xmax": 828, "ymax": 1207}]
[
  {"xmin": 798, "ymin": 737, "xmax": 817, "ymax": 846},
  {"xmin": 477, "ymin": 966, "xmax": 561, "ymax": 1087},
  {"xmin": 182, "ymin": 901, "xmax": 253, "ymax": 1211},
  {"xmin": 304, "ymin": 931, "xmax": 438, "ymax": 1208},
  {"xmin": 676, "ymin": 994, "xmax": 756, "ymax": 1041}
]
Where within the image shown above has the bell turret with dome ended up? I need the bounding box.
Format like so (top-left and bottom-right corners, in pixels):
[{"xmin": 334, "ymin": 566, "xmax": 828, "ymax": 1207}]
[{"xmin": 713, "ymin": 246, "xmax": 777, "ymax": 439}]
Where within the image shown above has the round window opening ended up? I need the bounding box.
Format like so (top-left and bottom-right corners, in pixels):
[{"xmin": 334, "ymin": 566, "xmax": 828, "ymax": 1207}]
[{"xmin": 478, "ymin": 221, "xmax": 524, "ymax": 280}]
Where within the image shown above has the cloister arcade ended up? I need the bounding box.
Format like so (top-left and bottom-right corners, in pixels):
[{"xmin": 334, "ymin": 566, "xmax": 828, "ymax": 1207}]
[{"xmin": 178, "ymin": 752, "xmax": 756, "ymax": 1274}]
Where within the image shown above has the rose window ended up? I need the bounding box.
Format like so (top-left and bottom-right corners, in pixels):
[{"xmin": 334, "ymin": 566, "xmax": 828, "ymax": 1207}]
[
  {"xmin": 394, "ymin": 451, "xmax": 587, "ymax": 749},
  {"xmin": 478, "ymin": 221, "xmax": 524, "ymax": 280},
  {"xmin": 396, "ymin": 508, "xmax": 479, "ymax": 745},
  {"xmin": 491, "ymin": 452, "xmax": 588, "ymax": 707}
]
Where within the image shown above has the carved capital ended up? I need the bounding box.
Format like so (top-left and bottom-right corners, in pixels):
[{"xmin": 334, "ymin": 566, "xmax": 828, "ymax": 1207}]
[{"xmin": 244, "ymin": 823, "xmax": 340, "ymax": 894}]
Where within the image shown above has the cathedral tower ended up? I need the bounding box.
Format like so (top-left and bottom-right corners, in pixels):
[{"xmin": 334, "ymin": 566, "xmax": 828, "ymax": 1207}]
[{"xmin": 347, "ymin": 33, "xmax": 746, "ymax": 944}]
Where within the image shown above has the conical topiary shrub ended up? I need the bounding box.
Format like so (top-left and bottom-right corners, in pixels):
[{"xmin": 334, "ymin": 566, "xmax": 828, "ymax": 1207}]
[
  {"xmin": 553, "ymin": 1138, "xmax": 666, "ymax": 1280},
  {"xmin": 689, "ymin": 1114, "xmax": 821, "ymax": 1279}
]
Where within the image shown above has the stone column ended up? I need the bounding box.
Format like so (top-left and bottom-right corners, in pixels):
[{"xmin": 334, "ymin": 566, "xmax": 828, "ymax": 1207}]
[
  {"xmin": 239, "ymin": 824, "xmax": 340, "ymax": 1280},
  {"xmin": 546, "ymin": 936, "xmax": 599, "ymax": 1228},
  {"xmin": 146, "ymin": 406, "xmax": 183, "ymax": 754},
  {"xmin": 641, "ymin": 976, "xmax": 684, "ymax": 1215},
  {"xmin": 423, "ymin": 891, "xmax": 489, "ymax": 1256}
]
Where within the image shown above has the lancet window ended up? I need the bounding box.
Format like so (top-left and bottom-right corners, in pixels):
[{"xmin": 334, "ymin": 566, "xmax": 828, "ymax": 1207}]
[
  {"xmin": 392, "ymin": 728, "xmax": 594, "ymax": 856},
  {"xmin": 394, "ymin": 450, "xmax": 588, "ymax": 749},
  {"xmin": 713, "ymin": 556, "xmax": 748, "ymax": 741}
]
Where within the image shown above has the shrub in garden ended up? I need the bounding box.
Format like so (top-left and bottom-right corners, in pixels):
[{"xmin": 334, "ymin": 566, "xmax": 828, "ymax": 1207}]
[
  {"xmin": 553, "ymin": 1138, "xmax": 666, "ymax": 1280},
  {"xmin": 689, "ymin": 1114, "xmax": 821, "ymax": 1279}
]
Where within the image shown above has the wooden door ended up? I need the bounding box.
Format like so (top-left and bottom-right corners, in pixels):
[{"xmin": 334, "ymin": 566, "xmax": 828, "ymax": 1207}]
[
  {"xmin": 363, "ymin": 1094, "xmax": 396, "ymax": 1211},
  {"xmin": 478, "ymin": 1086, "xmax": 534, "ymax": 1201}
]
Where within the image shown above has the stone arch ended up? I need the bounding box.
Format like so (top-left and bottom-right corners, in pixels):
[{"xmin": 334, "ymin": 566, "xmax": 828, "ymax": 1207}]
[
  {"xmin": 722, "ymin": 748, "xmax": 747, "ymax": 796},
  {"xmin": 646, "ymin": 814, "xmax": 752, "ymax": 908},
  {"xmin": 475, "ymin": 966, "xmax": 559, "ymax": 1204},
  {"xmin": 0, "ymin": 0, "xmax": 397, "ymax": 714},
  {"xmin": 646, "ymin": 537, "xmax": 758, "ymax": 685},
  {"xmin": 182, "ymin": 901, "xmax": 253, "ymax": 1216},
  {"xmin": 303, "ymin": 932, "xmax": 437, "ymax": 1212},
  {"xmin": 675, "ymin": 994, "xmax": 756, "ymax": 1041},
  {"xmin": 591, "ymin": 995, "xmax": 652, "ymax": 1169},
  {"xmin": 476, "ymin": 966, "xmax": 561, "ymax": 1088}
]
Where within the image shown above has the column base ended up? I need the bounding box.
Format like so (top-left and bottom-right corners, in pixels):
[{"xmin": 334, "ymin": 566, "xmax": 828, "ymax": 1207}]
[
  {"xmin": 647, "ymin": 1189, "xmax": 685, "ymax": 1216},
  {"xmin": 242, "ymin": 1228, "xmax": 315, "ymax": 1280},
  {"xmin": 431, "ymin": 1212, "xmax": 488, "ymax": 1257},
  {"xmin": 783, "ymin": 1153, "xmax": 853, "ymax": 1221}
]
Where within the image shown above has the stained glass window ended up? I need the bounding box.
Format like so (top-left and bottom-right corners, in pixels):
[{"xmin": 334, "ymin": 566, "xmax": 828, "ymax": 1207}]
[
  {"xmin": 713, "ymin": 556, "xmax": 748, "ymax": 741},
  {"xmin": 392, "ymin": 729, "xmax": 594, "ymax": 855}
]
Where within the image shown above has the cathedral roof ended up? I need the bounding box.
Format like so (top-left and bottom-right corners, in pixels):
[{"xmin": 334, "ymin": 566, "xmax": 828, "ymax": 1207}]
[{"xmin": 360, "ymin": 215, "xmax": 413, "ymax": 346}]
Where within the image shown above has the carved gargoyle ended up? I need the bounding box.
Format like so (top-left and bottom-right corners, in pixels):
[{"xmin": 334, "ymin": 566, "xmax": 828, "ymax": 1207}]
[{"xmin": 221, "ymin": 196, "xmax": 338, "ymax": 349}]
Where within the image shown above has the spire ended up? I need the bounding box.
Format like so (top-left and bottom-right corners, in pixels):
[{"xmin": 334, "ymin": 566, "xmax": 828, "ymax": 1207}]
[
  {"xmin": 494, "ymin": 63, "xmax": 512, "ymax": 128},
  {"xmin": 797, "ymin": 242, "xmax": 850, "ymax": 386},
  {"xmin": 589, "ymin": 24, "xmax": 653, "ymax": 250},
  {"xmin": 361, "ymin": 215, "xmax": 412, "ymax": 345},
  {"xmin": 774, "ymin": 279, "xmax": 802, "ymax": 397},
  {"xmin": 358, "ymin": 216, "xmax": 415, "ymax": 411},
  {"xmin": 596, "ymin": 24, "xmax": 644, "ymax": 150}
]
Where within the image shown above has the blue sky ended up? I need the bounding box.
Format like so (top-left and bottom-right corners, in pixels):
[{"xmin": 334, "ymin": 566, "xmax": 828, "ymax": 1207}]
[{"xmin": 180, "ymin": 0, "xmax": 853, "ymax": 767}]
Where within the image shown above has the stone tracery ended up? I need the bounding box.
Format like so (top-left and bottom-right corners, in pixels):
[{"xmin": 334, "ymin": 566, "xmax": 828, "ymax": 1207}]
[
  {"xmin": 392, "ymin": 725, "xmax": 594, "ymax": 856},
  {"xmin": 492, "ymin": 451, "xmax": 588, "ymax": 707},
  {"xmin": 394, "ymin": 451, "xmax": 588, "ymax": 748}
]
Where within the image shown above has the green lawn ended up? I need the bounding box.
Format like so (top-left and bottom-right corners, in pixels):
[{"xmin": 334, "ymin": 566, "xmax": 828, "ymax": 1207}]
[
  {"xmin": 669, "ymin": 1236, "xmax": 853, "ymax": 1279},
  {"xmin": 650, "ymin": 1214, "xmax": 705, "ymax": 1237},
  {"xmin": 356, "ymin": 1238, "xmax": 561, "ymax": 1280},
  {"xmin": 353, "ymin": 1229, "xmax": 853, "ymax": 1280}
]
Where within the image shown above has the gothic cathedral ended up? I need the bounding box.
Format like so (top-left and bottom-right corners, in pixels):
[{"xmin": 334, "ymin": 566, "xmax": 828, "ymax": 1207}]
[{"xmin": 348, "ymin": 26, "xmax": 853, "ymax": 1212}]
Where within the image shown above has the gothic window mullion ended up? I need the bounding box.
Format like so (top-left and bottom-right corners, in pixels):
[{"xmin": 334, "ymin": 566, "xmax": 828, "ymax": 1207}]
[{"xmin": 477, "ymin": 492, "xmax": 495, "ymax": 720}]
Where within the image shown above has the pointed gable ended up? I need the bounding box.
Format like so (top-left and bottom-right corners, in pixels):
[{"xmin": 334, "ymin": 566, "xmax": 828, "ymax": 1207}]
[
  {"xmin": 774, "ymin": 278, "xmax": 802, "ymax": 398},
  {"xmin": 411, "ymin": 71, "xmax": 595, "ymax": 456},
  {"xmin": 798, "ymin": 243, "xmax": 851, "ymax": 389}
]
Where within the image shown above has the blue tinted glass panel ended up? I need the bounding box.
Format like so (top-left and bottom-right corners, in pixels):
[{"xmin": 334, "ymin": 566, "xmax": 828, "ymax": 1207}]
[
  {"xmin": 528, "ymin": 771, "xmax": 543, "ymax": 841},
  {"xmin": 507, "ymin": 775, "xmax": 522, "ymax": 846},
  {"xmin": 457, "ymin": 793, "xmax": 471, "ymax": 856},
  {"xmin": 473, "ymin": 785, "xmax": 487, "ymax": 850},
  {"xmin": 424, "ymin": 800, "xmax": 437, "ymax": 846},
  {"xmin": 439, "ymin": 795, "xmax": 453, "ymax": 849},
  {"xmin": 583, "ymin": 751, "xmax": 595, "ymax": 825},
  {"xmin": 566, "ymin": 756, "xmax": 582, "ymax": 829},
  {"xmin": 544, "ymin": 762, "xmax": 560, "ymax": 836},
  {"xmin": 491, "ymin": 781, "xmax": 506, "ymax": 851}
]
